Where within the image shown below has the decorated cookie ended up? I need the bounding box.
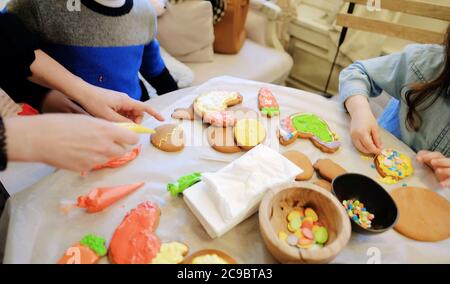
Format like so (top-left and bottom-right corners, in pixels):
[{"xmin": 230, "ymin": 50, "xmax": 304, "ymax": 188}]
[
  {"xmin": 258, "ymin": 87, "xmax": 280, "ymax": 117},
  {"xmin": 282, "ymin": 150, "xmax": 314, "ymax": 181},
  {"xmin": 151, "ymin": 124, "xmax": 185, "ymax": 152},
  {"xmin": 279, "ymin": 113, "xmax": 340, "ymax": 153},
  {"xmin": 313, "ymin": 179, "xmax": 332, "ymax": 192},
  {"xmin": 167, "ymin": 172, "xmax": 202, "ymax": 197},
  {"xmin": 152, "ymin": 242, "xmax": 189, "ymax": 264},
  {"xmin": 207, "ymin": 126, "xmax": 242, "ymax": 154},
  {"xmin": 313, "ymin": 159, "xmax": 347, "ymax": 182},
  {"xmin": 234, "ymin": 119, "xmax": 266, "ymax": 151},
  {"xmin": 92, "ymin": 145, "xmax": 141, "ymax": 171},
  {"xmin": 109, "ymin": 201, "xmax": 161, "ymax": 264},
  {"xmin": 193, "ymin": 91, "xmax": 243, "ymax": 126},
  {"xmin": 391, "ymin": 187, "xmax": 450, "ymax": 242},
  {"xmin": 183, "ymin": 249, "xmax": 237, "ymax": 264},
  {"xmin": 77, "ymin": 182, "xmax": 144, "ymax": 213},
  {"xmin": 114, "ymin": 123, "xmax": 155, "ymax": 134},
  {"xmin": 172, "ymin": 105, "xmax": 195, "ymax": 121},
  {"xmin": 375, "ymin": 148, "xmax": 413, "ymax": 184},
  {"xmin": 59, "ymin": 234, "xmax": 107, "ymax": 264}
]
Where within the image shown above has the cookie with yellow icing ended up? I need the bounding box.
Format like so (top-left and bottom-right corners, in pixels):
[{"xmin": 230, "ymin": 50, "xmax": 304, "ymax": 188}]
[
  {"xmin": 152, "ymin": 242, "xmax": 189, "ymax": 264},
  {"xmin": 193, "ymin": 91, "xmax": 243, "ymax": 127},
  {"xmin": 151, "ymin": 124, "xmax": 185, "ymax": 152},
  {"xmin": 183, "ymin": 249, "xmax": 237, "ymax": 264},
  {"xmin": 375, "ymin": 148, "xmax": 413, "ymax": 184},
  {"xmin": 279, "ymin": 113, "xmax": 340, "ymax": 153},
  {"xmin": 234, "ymin": 118, "xmax": 266, "ymax": 151}
]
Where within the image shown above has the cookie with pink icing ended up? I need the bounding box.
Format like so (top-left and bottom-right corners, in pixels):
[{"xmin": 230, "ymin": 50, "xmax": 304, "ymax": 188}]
[
  {"xmin": 279, "ymin": 113, "xmax": 340, "ymax": 153},
  {"xmin": 193, "ymin": 91, "xmax": 243, "ymax": 127}
]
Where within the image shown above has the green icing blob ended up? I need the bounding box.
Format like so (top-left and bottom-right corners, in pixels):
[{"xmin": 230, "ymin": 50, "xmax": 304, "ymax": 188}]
[
  {"xmin": 292, "ymin": 114, "xmax": 333, "ymax": 142},
  {"xmin": 80, "ymin": 234, "xmax": 107, "ymax": 257},
  {"xmin": 261, "ymin": 107, "xmax": 280, "ymax": 117},
  {"xmin": 167, "ymin": 172, "xmax": 202, "ymax": 197}
]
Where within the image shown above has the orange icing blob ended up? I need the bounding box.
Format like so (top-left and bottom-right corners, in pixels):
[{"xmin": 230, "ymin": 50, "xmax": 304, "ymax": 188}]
[
  {"xmin": 58, "ymin": 243, "xmax": 100, "ymax": 264},
  {"xmin": 77, "ymin": 182, "xmax": 144, "ymax": 213},
  {"xmin": 109, "ymin": 201, "xmax": 161, "ymax": 264}
]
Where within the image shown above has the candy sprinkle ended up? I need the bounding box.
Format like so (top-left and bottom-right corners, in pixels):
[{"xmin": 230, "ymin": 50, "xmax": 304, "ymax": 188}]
[
  {"xmin": 283, "ymin": 207, "xmax": 329, "ymax": 250},
  {"xmin": 343, "ymin": 199, "xmax": 375, "ymax": 229}
]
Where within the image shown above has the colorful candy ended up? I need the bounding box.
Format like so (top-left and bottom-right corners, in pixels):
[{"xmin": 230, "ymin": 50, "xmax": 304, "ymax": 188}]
[
  {"xmin": 343, "ymin": 199, "xmax": 375, "ymax": 229},
  {"xmin": 279, "ymin": 207, "xmax": 329, "ymax": 250}
]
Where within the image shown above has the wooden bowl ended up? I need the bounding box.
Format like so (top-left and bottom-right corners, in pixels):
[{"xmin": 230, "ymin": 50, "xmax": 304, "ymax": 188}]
[
  {"xmin": 183, "ymin": 249, "xmax": 237, "ymax": 264},
  {"xmin": 259, "ymin": 181, "xmax": 351, "ymax": 264}
]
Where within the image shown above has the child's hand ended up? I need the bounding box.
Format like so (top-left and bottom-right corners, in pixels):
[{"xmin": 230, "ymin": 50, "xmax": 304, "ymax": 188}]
[
  {"xmin": 76, "ymin": 84, "xmax": 165, "ymax": 123},
  {"xmin": 416, "ymin": 151, "xmax": 450, "ymax": 188},
  {"xmin": 345, "ymin": 95, "xmax": 383, "ymax": 155},
  {"xmin": 41, "ymin": 90, "xmax": 89, "ymax": 114}
]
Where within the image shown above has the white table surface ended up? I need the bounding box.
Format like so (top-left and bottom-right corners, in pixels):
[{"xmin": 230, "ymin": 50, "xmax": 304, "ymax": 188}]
[{"xmin": 1, "ymin": 77, "xmax": 449, "ymax": 264}]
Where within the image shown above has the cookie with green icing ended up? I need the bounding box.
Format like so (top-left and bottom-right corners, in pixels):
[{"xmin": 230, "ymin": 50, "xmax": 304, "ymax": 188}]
[{"xmin": 279, "ymin": 113, "xmax": 340, "ymax": 153}]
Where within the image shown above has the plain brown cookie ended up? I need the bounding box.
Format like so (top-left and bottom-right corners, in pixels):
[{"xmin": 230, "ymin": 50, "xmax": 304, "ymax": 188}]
[
  {"xmin": 151, "ymin": 124, "xmax": 185, "ymax": 152},
  {"xmin": 313, "ymin": 159, "xmax": 346, "ymax": 182},
  {"xmin": 207, "ymin": 126, "xmax": 241, "ymax": 154},
  {"xmin": 282, "ymin": 150, "xmax": 313, "ymax": 181},
  {"xmin": 171, "ymin": 105, "xmax": 195, "ymax": 121},
  {"xmin": 391, "ymin": 187, "xmax": 450, "ymax": 242},
  {"xmin": 313, "ymin": 179, "xmax": 332, "ymax": 192},
  {"xmin": 183, "ymin": 249, "xmax": 237, "ymax": 264}
]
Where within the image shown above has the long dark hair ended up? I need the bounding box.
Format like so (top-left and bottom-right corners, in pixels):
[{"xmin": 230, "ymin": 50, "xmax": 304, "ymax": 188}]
[{"xmin": 405, "ymin": 24, "xmax": 450, "ymax": 131}]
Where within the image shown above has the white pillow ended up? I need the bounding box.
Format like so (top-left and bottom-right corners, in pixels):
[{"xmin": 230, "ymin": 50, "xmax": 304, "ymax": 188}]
[{"xmin": 157, "ymin": 1, "xmax": 215, "ymax": 63}]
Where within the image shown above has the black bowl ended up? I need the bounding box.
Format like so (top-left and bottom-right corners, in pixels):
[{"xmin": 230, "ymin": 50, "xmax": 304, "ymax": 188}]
[{"xmin": 332, "ymin": 173, "xmax": 398, "ymax": 234}]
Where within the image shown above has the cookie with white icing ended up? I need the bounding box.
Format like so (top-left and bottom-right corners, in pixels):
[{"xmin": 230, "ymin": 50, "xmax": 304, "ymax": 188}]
[{"xmin": 193, "ymin": 91, "xmax": 243, "ymax": 127}]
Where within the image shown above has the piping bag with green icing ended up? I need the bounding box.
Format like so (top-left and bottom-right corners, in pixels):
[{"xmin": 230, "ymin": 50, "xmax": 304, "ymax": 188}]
[{"xmin": 167, "ymin": 172, "xmax": 202, "ymax": 197}]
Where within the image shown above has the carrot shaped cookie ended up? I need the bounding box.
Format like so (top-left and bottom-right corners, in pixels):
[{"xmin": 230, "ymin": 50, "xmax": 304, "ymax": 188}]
[
  {"xmin": 77, "ymin": 182, "xmax": 145, "ymax": 213},
  {"xmin": 258, "ymin": 88, "xmax": 280, "ymax": 117},
  {"xmin": 109, "ymin": 201, "xmax": 161, "ymax": 264},
  {"xmin": 59, "ymin": 234, "xmax": 107, "ymax": 264}
]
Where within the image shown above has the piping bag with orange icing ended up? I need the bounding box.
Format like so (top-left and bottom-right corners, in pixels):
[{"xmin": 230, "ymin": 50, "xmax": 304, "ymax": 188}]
[
  {"xmin": 92, "ymin": 145, "xmax": 142, "ymax": 171},
  {"xmin": 77, "ymin": 182, "xmax": 145, "ymax": 213},
  {"xmin": 109, "ymin": 201, "xmax": 161, "ymax": 264}
]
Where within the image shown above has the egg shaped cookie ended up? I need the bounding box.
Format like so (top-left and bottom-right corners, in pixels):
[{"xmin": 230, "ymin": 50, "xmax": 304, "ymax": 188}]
[
  {"xmin": 151, "ymin": 124, "xmax": 185, "ymax": 152},
  {"xmin": 234, "ymin": 118, "xmax": 266, "ymax": 151},
  {"xmin": 375, "ymin": 148, "xmax": 413, "ymax": 184}
]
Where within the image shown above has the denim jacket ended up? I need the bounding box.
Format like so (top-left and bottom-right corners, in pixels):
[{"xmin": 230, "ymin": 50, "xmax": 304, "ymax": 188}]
[{"xmin": 339, "ymin": 44, "xmax": 450, "ymax": 157}]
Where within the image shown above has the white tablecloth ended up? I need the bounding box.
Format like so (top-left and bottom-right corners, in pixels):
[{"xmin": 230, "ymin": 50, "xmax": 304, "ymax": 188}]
[{"xmin": 1, "ymin": 77, "xmax": 449, "ymax": 264}]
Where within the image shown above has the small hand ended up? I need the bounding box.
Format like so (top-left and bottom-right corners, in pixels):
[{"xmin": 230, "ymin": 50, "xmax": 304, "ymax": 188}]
[
  {"xmin": 416, "ymin": 151, "xmax": 450, "ymax": 188},
  {"xmin": 77, "ymin": 84, "xmax": 165, "ymax": 123}
]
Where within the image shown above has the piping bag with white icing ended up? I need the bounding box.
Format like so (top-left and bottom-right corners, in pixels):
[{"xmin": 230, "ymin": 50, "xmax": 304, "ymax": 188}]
[{"xmin": 184, "ymin": 144, "xmax": 302, "ymax": 238}]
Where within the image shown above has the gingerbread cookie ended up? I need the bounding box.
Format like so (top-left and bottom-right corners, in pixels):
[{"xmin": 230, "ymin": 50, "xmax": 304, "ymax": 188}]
[
  {"xmin": 172, "ymin": 105, "xmax": 195, "ymax": 121},
  {"xmin": 391, "ymin": 187, "xmax": 450, "ymax": 242},
  {"xmin": 183, "ymin": 249, "xmax": 237, "ymax": 264},
  {"xmin": 279, "ymin": 113, "xmax": 340, "ymax": 153},
  {"xmin": 207, "ymin": 126, "xmax": 241, "ymax": 154},
  {"xmin": 234, "ymin": 118, "xmax": 266, "ymax": 151},
  {"xmin": 313, "ymin": 179, "xmax": 332, "ymax": 192},
  {"xmin": 152, "ymin": 242, "xmax": 189, "ymax": 264},
  {"xmin": 375, "ymin": 148, "xmax": 414, "ymax": 184},
  {"xmin": 313, "ymin": 159, "xmax": 346, "ymax": 182},
  {"xmin": 258, "ymin": 87, "xmax": 280, "ymax": 117},
  {"xmin": 59, "ymin": 234, "xmax": 107, "ymax": 264},
  {"xmin": 282, "ymin": 150, "xmax": 313, "ymax": 181},
  {"xmin": 109, "ymin": 201, "xmax": 161, "ymax": 264},
  {"xmin": 193, "ymin": 91, "xmax": 243, "ymax": 127},
  {"xmin": 151, "ymin": 124, "xmax": 185, "ymax": 152}
]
